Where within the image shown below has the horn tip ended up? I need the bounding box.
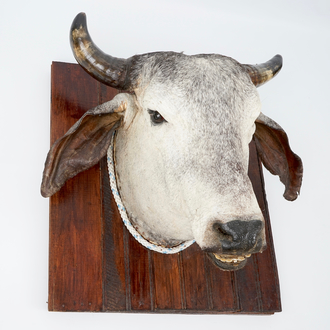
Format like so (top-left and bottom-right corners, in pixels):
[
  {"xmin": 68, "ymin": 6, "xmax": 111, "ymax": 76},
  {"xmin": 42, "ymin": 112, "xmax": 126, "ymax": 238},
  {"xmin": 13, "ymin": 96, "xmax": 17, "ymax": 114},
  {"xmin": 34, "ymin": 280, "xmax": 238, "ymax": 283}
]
[
  {"xmin": 70, "ymin": 12, "xmax": 89, "ymax": 55},
  {"xmin": 272, "ymin": 54, "xmax": 283, "ymax": 77},
  {"xmin": 273, "ymin": 54, "xmax": 283, "ymax": 65},
  {"xmin": 71, "ymin": 12, "xmax": 87, "ymax": 31}
]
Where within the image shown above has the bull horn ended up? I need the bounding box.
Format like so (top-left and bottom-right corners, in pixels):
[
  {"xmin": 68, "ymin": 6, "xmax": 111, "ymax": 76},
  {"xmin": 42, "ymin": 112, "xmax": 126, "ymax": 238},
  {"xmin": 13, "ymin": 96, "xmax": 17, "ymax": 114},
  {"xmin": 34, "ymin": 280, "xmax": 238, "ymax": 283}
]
[
  {"xmin": 70, "ymin": 12, "xmax": 133, "ymax": 90},
  {"xmin": 243, "ymin": 55, "xmax": 283, "ymax": 87}
]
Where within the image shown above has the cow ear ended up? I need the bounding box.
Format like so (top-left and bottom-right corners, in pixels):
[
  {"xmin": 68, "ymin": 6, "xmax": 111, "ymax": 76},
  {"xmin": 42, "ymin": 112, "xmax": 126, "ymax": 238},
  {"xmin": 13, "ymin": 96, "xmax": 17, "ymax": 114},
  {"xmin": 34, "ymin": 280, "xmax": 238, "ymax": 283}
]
[
  {"xmin": 41, "ymin": 94, "xmax": 131, "ymax": 197},
  {"xmin": 253, "ymin": 113, "xmax": 303, "ymax": 201}
]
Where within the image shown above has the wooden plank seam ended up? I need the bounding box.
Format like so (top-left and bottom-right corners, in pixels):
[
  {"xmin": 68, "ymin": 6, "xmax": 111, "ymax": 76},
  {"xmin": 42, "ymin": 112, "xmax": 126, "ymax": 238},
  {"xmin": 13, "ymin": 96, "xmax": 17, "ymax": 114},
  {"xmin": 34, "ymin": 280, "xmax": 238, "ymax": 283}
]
[{"xmin": 49, "ymin": 62, "xmax": 281, "ymax": 314}]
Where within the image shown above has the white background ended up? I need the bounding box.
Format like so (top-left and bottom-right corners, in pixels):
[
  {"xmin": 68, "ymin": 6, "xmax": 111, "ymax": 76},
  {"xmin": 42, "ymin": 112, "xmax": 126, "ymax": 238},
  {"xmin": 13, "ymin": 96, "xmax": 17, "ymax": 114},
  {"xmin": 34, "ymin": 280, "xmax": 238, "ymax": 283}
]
[{"xmin": 1, "ymin": 0, "xmax": 329, "ymax": 329}]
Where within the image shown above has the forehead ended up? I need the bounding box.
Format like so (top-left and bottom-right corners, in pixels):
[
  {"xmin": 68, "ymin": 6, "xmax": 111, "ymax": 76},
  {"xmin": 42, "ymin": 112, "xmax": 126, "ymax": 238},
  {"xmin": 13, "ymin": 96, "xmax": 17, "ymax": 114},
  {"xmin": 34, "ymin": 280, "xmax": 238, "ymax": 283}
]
[
  {"xmin": 136, "ymin": 53, "xmax": 260, "ymax": 122},
  {"xmin": 137, "ymin": 53, "xmax": 252, "ymax": 90}
]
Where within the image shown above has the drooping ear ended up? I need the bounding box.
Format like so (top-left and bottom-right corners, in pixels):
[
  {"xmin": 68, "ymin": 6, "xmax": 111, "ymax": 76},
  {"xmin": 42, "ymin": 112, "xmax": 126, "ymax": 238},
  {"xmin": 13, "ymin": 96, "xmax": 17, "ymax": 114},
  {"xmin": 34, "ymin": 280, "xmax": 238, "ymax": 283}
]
[
  {"xmin": 41, "ymin": 94, "xmax": 132, "ymax": 197},
  {"xmin": 253, "ymin": 113, "xmax": 303, "ymax": 201}
]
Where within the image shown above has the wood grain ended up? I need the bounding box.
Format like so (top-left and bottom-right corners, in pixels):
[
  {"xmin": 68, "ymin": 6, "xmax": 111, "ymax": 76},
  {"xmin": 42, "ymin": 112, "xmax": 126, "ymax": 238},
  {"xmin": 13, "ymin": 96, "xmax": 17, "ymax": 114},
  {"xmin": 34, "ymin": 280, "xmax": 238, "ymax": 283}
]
[
  {"xmin": 152, "ymin": 253, "xmax": 183, "ymax": 310},
  {"xmin": 48, "ymin": 62, "xmax": 281, "ymax": 314},
  {"xmin": 49, "ymin": 62, "xmax": 103, "ymax": 311}
]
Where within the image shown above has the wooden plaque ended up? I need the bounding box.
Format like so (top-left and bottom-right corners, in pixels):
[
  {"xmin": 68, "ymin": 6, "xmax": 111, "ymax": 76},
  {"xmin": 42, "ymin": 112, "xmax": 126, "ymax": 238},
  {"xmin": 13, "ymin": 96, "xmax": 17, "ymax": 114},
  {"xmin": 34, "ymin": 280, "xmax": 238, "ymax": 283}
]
[{"xmin": 48, "ymin": 61, "xmax": 281, "ymax": 314}]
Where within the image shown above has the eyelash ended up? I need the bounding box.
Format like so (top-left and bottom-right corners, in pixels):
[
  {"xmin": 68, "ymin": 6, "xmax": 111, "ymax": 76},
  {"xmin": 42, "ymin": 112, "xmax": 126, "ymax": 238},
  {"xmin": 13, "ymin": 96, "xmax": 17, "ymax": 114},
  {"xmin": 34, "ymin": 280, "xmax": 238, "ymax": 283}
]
[{"xmin": 148, "ymin": 109, "xmax": 167, "ymax": 125}]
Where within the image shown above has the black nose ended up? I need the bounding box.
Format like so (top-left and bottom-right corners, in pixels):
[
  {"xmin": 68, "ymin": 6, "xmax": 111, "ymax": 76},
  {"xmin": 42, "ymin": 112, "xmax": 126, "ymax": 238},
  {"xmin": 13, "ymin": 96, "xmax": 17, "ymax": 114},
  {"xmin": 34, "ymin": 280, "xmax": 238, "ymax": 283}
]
[{"xmin": 213, "ymin": 220, "xmax": 263, "ymax": 253}]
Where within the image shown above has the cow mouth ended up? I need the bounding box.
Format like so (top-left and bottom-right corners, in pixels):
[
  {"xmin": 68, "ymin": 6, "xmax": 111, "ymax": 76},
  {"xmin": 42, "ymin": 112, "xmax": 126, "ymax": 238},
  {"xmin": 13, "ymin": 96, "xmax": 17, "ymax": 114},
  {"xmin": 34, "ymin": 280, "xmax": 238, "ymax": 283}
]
[{"xmin": 207, "ymin": 253, "xmax": 252, "ymax": 271}]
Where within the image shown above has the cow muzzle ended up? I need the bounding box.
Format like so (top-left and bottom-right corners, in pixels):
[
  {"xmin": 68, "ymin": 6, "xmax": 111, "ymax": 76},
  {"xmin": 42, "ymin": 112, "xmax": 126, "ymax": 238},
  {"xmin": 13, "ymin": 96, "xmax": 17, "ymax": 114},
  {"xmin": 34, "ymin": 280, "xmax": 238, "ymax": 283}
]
[{"xmin": 207, "ymin": 219, "xmax": 266, "ymax": 271}]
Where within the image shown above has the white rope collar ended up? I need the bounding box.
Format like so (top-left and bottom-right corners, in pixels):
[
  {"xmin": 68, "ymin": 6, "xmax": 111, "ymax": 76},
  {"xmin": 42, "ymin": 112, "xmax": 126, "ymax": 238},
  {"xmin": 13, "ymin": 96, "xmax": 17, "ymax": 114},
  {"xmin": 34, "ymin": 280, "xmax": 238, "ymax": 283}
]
[{"xmin": 107, "ymin": 133, "xmax": 195, "ymax": 254}]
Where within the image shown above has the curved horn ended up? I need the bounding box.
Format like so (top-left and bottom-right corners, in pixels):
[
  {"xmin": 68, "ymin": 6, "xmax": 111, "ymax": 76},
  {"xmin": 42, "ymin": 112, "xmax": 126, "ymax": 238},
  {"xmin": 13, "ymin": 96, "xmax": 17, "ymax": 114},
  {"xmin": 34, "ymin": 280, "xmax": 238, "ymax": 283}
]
[
  {"xmin": 243, "ymin": 55, "xmax": 283, "ymax": 87},
  {"xmin": 70, "ymin": 13, "xmax": 132, "ymax": 90}
]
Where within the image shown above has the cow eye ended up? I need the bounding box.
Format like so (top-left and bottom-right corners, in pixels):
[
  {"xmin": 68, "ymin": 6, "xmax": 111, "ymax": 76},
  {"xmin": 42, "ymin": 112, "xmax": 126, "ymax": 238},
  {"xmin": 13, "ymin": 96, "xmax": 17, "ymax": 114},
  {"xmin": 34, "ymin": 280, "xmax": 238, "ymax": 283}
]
[{"xmin": 148, "ymin": 109, "xmax": 166, "ymax": 125}]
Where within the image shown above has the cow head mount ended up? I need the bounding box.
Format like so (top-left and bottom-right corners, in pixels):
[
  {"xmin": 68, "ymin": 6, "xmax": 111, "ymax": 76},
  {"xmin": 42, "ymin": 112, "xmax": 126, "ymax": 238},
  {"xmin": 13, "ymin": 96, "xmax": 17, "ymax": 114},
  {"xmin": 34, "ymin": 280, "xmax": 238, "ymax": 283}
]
[{"xmin": 41, "ymin": 13, "xmax": 303, "ymax": 271}]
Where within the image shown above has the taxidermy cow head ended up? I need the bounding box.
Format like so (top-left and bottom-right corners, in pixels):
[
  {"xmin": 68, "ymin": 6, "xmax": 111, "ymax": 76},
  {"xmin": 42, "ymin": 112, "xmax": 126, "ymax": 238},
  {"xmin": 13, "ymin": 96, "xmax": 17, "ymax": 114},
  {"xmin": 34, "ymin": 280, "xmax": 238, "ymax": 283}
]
[{"xmin": 41, "ymin": 13, "xmax": 303, "ymax": 271}]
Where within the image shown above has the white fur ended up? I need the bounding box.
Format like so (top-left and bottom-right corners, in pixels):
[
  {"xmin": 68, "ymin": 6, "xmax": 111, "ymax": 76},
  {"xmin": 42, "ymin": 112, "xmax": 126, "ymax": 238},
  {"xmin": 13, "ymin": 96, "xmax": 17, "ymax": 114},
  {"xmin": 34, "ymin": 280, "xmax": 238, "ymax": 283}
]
[{"xmin": 114, "ymin": 55, "xmax": 266, "ymax": 251}]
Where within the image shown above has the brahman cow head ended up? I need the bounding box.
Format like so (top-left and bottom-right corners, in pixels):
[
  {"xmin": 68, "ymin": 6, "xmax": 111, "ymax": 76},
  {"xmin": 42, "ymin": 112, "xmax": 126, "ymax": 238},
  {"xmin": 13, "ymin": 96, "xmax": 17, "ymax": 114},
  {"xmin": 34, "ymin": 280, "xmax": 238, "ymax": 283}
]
[{"xmin": 41, "ymin": 13, "xmax": 303, "ymax": 271}]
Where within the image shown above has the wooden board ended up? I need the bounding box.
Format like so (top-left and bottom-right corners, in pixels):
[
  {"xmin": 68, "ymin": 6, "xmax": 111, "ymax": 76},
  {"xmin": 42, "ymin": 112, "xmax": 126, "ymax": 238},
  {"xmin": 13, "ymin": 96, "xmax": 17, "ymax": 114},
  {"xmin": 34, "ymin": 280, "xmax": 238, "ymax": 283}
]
[{"xmin": 48, "ymin": 61, "xmax": 281, "ymax": 314}]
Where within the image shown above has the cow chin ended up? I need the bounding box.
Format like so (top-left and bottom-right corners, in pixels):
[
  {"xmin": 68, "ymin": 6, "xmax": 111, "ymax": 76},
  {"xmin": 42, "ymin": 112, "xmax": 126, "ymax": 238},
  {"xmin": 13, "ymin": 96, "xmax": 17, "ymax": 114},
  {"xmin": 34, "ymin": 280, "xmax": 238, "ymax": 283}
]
[
  {"xmin": 204, "ymin": 237, "xmax": 266, "ymax": 271},
  {"xmin": 207, "ymin": 252, "xmax": 250, "ymax": 271}
]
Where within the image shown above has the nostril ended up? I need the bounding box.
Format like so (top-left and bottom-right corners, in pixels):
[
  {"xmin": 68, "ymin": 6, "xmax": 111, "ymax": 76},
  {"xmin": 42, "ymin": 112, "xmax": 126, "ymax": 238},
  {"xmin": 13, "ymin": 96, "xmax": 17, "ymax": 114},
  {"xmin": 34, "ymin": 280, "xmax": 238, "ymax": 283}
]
[
  {"xmin": 213, "ymin": 223, "xmax": 233, "ymax": 242},
  {"xmin": 213, "ymin": 220, "xmax": 263, "ymax": 252}
]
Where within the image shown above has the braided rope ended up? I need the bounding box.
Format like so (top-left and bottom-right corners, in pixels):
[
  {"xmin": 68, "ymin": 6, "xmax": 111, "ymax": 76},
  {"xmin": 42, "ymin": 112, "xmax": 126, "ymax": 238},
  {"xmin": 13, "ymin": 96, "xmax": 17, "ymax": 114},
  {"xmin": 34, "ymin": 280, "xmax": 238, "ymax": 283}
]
[{"xmin": 107, "ymin": 133, "xmax": 195, "ymax": 254}]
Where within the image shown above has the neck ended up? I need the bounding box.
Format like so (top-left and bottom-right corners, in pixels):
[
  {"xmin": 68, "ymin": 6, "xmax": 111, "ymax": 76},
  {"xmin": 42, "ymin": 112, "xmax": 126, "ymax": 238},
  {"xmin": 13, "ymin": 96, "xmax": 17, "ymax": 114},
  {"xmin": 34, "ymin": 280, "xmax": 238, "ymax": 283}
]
[{"xmin": 107, "ymin": 133, "xmax": 195, "ymax": 254}]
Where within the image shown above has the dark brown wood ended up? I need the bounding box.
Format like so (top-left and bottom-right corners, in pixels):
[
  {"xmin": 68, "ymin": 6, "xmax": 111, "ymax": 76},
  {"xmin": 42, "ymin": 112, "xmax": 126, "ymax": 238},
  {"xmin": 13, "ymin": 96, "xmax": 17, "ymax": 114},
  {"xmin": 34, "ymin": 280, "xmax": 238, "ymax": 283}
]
[
  {"xmin": 248, "ymin": 142, "xmax": 281, "ymax": 312},
  {"xmin": 100, "ymin": 157, "xmax": 127, "ymax": 311},
  {"xmin": 49, "ymin": 62, "xmax": 103, "ymax": 311},
  {"xmin": 152, "ymin": 253, "xmax": 183, "ymax": 310},
  {"xmin": 205, "ymin": 256, "xmax": 238, "ymax": 312},
  {"xmin": 128, "ymin": 236, "xmax": 152, "ymax": 310},
  {"xmin": 181, "ymin": 244, "xmax": 211, "ymax": 311},
  {"xmin": 48, "ymin": 61, "xmax": 281, "ymax": 314}
]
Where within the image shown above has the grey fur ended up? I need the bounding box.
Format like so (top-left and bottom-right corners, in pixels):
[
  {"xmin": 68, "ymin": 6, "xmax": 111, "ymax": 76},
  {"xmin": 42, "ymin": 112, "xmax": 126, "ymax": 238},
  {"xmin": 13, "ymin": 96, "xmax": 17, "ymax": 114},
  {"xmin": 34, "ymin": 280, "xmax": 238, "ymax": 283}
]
[{"xmin": 115, "ymin": 52, "xmax": 264, "ymax": 252}]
